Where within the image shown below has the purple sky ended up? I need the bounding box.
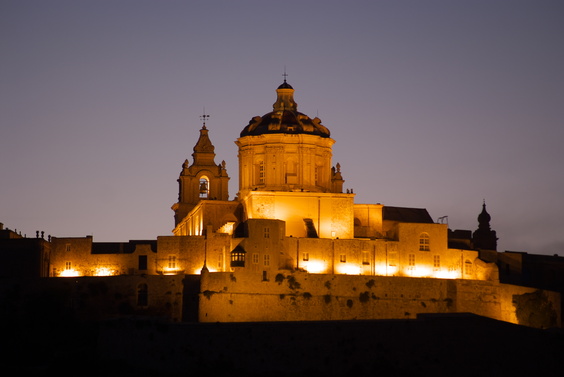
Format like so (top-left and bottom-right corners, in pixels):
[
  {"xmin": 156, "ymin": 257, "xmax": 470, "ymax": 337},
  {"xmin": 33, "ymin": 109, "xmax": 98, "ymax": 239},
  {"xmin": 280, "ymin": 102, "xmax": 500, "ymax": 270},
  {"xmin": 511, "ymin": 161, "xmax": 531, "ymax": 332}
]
[{"xmin": 2, "ymin": 1, "xmax": 563, "ymax": 255}]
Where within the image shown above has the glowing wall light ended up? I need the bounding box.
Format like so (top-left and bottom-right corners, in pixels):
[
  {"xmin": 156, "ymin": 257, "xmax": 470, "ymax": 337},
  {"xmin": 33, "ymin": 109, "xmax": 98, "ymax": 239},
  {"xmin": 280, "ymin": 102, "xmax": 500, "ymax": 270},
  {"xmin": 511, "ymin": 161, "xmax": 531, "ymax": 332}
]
[
  {"xmin": 94, "ymin": 267, "xmax": 117, "ymax": 276},
  {"xmin": 434, "ymin": 269, "xmax": 461, "ymax": 279},
  {"xmin": 406, "ymin": 266, "xmax": 433, "ymax": 278},
  {"xmin": 374, "ymin": 264, "xmax": 389, "ymax": 276},
  {"xmin": 191, "ymin": 266, "xmax": 218, "ymax": 274},
  {"xmin": 60, "ymin": 269, "xmax": 80, "ymax": 277},
  {"xmin": 336, "ymin": 264, "xmax": 361, "ymax": 275},
  {"xmin": 302, "ymin": 260, "xmax": 327, "ymax": 274},
  {"xmin": 163, "ymin": 267, "xmax": 182, "ymax": 275}
]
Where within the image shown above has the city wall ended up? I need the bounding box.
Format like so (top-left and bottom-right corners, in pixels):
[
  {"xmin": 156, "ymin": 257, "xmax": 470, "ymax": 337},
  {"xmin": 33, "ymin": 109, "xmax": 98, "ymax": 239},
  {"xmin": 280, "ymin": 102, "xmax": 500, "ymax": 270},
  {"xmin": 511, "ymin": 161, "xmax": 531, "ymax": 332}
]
[
  {"xmin": 199, "ymin": 270, "xmax": 561, "ymax": 328},
  {"xmin": 0, "ymin": 275, "xmax": 186, "ymax": 323}
]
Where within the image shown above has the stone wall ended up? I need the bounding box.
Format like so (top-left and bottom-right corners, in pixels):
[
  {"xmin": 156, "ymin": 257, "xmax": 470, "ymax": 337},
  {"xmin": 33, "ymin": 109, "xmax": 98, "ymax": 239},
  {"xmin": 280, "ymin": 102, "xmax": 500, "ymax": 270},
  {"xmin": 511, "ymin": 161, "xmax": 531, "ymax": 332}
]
[
  {"xmin": 0, "ymin": 275, "xmax": 185, "ymax": 323},
  {"xmin": 199, "ymin": 270, "xmax": 561, "ymax": 328}
]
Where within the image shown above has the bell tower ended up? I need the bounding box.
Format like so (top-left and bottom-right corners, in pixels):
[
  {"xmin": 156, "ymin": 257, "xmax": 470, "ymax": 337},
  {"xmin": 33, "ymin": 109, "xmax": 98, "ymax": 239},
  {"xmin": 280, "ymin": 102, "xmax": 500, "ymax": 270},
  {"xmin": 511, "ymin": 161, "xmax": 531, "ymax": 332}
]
[{"xmin": 172, "ymin": 118, "xmax": 229, "ymax": 226}]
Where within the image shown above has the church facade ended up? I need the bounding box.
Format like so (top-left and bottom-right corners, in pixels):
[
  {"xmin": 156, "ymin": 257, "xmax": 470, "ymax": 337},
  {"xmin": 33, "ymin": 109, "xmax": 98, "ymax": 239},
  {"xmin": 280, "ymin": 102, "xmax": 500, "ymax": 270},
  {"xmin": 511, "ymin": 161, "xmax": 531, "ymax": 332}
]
[{"xmin": 44, "ymin": 81, "xmax": 560, "ymax": 327}]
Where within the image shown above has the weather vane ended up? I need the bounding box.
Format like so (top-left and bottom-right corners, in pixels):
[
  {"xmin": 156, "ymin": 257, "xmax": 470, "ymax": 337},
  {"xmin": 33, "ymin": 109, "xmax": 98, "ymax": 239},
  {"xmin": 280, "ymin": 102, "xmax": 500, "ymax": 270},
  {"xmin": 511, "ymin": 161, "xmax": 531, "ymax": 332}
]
[{"xmin": 200, "ymin": 107, "xmax": 210, "ymax": 129}]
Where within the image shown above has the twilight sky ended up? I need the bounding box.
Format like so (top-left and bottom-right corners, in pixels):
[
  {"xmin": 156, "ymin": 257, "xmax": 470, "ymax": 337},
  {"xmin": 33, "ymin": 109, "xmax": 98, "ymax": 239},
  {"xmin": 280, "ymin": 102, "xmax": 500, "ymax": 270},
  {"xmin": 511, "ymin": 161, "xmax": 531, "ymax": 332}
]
[{"xmin": 1, "ymin": 1, "xmax": 563, "ymax": 255}]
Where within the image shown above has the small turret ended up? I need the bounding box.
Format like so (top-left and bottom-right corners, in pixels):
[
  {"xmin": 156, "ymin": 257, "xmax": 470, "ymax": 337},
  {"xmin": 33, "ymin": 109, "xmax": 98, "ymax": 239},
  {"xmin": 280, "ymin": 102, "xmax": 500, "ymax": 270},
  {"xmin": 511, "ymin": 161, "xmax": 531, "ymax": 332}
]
[{"xmin": 473, "ymin": 201, "xmax": 498, "ymax": 251}]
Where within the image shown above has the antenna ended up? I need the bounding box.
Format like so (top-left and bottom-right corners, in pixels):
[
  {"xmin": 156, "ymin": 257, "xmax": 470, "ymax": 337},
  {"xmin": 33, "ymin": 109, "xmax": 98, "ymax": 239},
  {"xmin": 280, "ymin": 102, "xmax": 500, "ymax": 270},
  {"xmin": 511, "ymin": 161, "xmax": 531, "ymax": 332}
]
[
  {"xmin": 437, "ymin": 216, "xmax": 448, "ymax": 224},
  {"xmin": 282, "ymin": 66, "xmax": 288, "ymax": 83},
  {"xmin": 200, "ymin": 107, "xmax": 210, "ymax": 129}
]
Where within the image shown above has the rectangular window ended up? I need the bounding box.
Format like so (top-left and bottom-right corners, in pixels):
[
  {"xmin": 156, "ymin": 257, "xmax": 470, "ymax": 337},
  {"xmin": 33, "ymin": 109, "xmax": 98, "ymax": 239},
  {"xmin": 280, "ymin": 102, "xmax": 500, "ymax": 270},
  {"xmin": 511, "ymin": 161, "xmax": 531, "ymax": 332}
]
[
  {"xmin": 252, "ymin": 253, "xmax": 259, "ymax": 264},
  {"xmin": 264, "ymin": 254, "xmax": 270, "ymax": 266},
  {"xmin": 302, "ymin": 252, "xmax": 309, "ymax": 261},
  {"xmin": 433, "ymin": 255, "xmax": 440, "ymax": 269},
  {"xmin": 65, "ymin": 244, "xmax": 71, "ymax": 252},
  {"xmin": 362, "ymin": 251, "xmax": 369, "ymax": 265},
  {"xmin": 259, "ymin": 162, "xmax": 265, "ymax": 184},
  {"xmin": 65, "ymin": 261, "xmax": 72, "ymax": 270},
  {"xmin": 264, "ymin": 227, "xmax": 270, "ymax": 238},
  {"xmin": 408, "ymin": 254, "xmax": 415, "ymax": 267},
  {"xmin": 465, "ymin": 261, "xmax": 473, "ymax": 276},
  {"xmin": 419, "ymin": 234, "xmax": 430, "ymax": 251},
  {"xmin": 340, "ymin": 254, "xmax": 347, "ymax": 263},
  {"xmin": 388, "ymin": 252, "xmax": 397, "ymax": 266},
  {"xmin": 168, "ymin": 256, "xmax": 176, "ymax": 269},
  {"xmin": 138, "ymin": 255, "xmax": 148, "ymax": 270}
]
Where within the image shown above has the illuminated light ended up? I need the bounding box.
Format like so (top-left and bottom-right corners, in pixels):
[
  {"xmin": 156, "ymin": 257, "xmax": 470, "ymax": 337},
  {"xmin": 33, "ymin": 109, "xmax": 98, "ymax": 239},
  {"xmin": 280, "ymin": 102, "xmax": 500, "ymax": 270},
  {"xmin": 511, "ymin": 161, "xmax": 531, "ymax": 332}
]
[
  {"xmin": 375, "ymin": 265, "xmax": 399, "ymax": 276},
  {"xmin": 163, "ymin": 267, "xmax": 181, "ymax": 275},
  {"xmin": 374, "ymin": 264, "xmax": 389, "ymax": 276},
  {"xmin": 407, "ymin": 266, "xmax": 433, "ymax": 278},
  {"xmin": 60, "ymin": 269, "xmax": 80, "ymax": 277},
  {"xmin": 336, "ymin": 264, "xmax": 361, "ymax": 275},
  {"xmin": 193, "ymin": 266, "xmax": 218, "ymax": 274},
  {"xmin": 302, "ymin": 260, "xmax": 326, "ymax": 274},
  {"xmin": 434, "ymin": 269, "xmax": 461, "ymax": 279},
  {"xmin": 94, "ymin": 267, "xmax": 117, "ymax": 276}
]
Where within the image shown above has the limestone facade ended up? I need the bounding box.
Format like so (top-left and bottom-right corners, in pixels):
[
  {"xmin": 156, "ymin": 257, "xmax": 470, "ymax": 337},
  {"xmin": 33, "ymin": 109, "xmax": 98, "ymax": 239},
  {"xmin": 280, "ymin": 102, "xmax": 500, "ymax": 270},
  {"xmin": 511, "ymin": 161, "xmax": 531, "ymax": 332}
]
[{"xmin": 40, "ymin": 80, "xmax": 561, "ymax": 327}]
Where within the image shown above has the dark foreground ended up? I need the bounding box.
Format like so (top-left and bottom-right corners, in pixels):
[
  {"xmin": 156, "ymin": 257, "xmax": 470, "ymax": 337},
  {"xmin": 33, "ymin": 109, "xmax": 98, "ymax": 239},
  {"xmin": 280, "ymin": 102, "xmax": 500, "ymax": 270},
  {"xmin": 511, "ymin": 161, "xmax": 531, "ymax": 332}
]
[{"xmin": 3, "ymin": 313, "xmax": 564, "ymax": 376}]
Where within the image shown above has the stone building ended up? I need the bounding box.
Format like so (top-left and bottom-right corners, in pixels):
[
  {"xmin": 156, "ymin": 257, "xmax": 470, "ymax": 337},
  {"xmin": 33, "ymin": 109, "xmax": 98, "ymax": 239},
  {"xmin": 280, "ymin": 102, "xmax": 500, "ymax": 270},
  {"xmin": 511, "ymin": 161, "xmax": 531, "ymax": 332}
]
[{"xmin": 4, "ymin": 81, "xmax": 561, "ymax": 328}]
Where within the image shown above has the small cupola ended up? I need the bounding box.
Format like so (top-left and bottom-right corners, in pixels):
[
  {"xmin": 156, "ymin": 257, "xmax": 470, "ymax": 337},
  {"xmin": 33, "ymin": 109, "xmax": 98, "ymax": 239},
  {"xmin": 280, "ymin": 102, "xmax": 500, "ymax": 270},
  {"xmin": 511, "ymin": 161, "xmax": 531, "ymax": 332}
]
[{"xmin": 273, "ymin": 79, "xmax": 297, "ymax": 111}]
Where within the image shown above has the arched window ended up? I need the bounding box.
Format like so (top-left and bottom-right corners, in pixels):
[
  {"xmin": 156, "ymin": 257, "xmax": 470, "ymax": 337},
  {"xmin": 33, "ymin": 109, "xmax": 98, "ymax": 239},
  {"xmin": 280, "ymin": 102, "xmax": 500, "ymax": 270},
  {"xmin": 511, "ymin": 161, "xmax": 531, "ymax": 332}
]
[
  {"xmin": 199, "ymin": 177, "xmax": 209, "ymax": 198},
  {"xmin": 464, "ymin": 260, "xmax": 473, "ymax": 276},
  {"xmin": 419, "ymin": 233, "xmax": 430, "ymax": 251},
  {"xmin": 230, "ymin": 246, "xmax": 246, "ymax": 267},
  {"xmin": 137, "ymin": 283, "xmax": 148, "ymax": 307}
]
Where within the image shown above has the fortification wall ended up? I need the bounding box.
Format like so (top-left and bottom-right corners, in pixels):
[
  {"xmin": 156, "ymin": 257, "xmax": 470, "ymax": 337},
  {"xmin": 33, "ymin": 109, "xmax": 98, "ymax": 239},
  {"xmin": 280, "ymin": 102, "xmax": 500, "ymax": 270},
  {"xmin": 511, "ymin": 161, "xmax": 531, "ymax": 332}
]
[
  {"xmin": 199, "ymin": 270, "xmax": 560, "ymax": 328},
  {"xmin": 0, "ymin": 275, "xmax": 185, "ymax": 323}
]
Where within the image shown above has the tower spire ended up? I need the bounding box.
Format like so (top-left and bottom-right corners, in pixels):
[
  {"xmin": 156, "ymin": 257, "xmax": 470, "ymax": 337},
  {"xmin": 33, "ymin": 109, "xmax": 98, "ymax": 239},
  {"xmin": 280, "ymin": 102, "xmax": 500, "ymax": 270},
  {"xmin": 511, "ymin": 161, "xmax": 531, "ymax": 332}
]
[{"xmin": 473, "ymin": 200, "xmax": 498, "ymax": 251}]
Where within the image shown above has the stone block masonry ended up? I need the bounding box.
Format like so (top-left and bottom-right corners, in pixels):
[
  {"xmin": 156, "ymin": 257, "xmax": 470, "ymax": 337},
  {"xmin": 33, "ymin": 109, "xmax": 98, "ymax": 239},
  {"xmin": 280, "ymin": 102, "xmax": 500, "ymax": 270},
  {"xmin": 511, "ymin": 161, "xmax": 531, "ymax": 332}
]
[{"xmin": 199, "ymin": 270, "xmax": 560, "ymax": 328}]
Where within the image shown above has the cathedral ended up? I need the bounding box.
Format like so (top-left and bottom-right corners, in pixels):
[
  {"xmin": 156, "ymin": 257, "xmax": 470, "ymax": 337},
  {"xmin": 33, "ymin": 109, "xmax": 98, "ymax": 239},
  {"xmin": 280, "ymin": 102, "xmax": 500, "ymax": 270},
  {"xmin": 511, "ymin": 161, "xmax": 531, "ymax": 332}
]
[
  {"xmin": 7, "ymin": 80, "xmax": 560, "ymax": 327},
  {"xmin": 169, "ymin": 79, "xmax": 496, "ymax": 282}
]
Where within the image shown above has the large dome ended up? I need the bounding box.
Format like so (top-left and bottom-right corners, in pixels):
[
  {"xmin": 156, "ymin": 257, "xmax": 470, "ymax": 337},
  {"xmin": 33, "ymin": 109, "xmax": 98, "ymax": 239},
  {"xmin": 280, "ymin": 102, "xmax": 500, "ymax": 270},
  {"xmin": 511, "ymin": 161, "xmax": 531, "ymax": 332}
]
[{"xmin": 240, "ymin": 81, "xmax": 331, "ymax": 138}]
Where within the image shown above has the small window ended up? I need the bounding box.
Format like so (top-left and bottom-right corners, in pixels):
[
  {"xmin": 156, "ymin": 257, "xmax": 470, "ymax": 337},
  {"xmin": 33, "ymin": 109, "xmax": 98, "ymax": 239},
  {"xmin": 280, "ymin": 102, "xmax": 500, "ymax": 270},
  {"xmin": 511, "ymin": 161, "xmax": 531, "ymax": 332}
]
[
  {"xmin": 138, "ymin": 255, "xmax": 148, "ymax": 271},
  {"xmin": 230, "ymin": 247, "xmax": 246, "ymax": 267},
  {"xmin": 340, "ymin": 254, "xmax": 347, "ymax": 263},
  {"xmin": 303, "ymin": 252, "xmax": 309, "ymax": 261},
  {"xmin": 408, "ymin": 254, "xmax": 415, "ymax": 267},
  {"xmin": 259, "ymin": 161, "xmax": 265, "ymax": 184},
  {"xmin": 252, "ymin": 253, "xmax": 259, "ymax": 264},
  {"xmin": 362, "ymin": 251, "xmax": 369, "ymax": 265},
  {"xmin": 433, "ymin": 255, "xmax": 440, "ymax": 269},
  {"xmin": 419, "ymin": 233, "xmax": 430, "ymax": 251},
  {"xmin": 388, "ymin": 252, "xmax": 397, "ymax": 267},
  {"xmin": 217, "ymin": 254, "xmax": 223, "ymax": 270},
  {"xmin": 264, "ymin": 227, "xmax": 270, "ymax": 238},
  {"xmin": 65, "ymin": 261, "xmax": 72, "ymax": 270},
  {"xmin": 264, "ymin": 254, "xmax": 270, "ymax": 266},
  {"xmin": 65, "ymin": 244, "xmax": 71, "ymax": 252},
  {"xmin": 465, "ymin": 260, "xmax": 473, "ymax": 276},
  {"xmin": 168, "ymin": 256, "xmax": 177, "ymax": 269}
]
